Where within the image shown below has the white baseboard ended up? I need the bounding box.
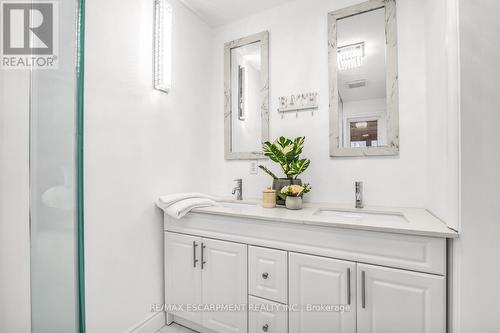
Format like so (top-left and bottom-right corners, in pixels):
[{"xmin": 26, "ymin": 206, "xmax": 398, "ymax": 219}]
[
  {"xmin": 172, "ymin": 315, "xmax": 217, "ymax": 333},
  {"xmin": 126, "ymin": 312, "xmax": 166, "ymax": 333}
]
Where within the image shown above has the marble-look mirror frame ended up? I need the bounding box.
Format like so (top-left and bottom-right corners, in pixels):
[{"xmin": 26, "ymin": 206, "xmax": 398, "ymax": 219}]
[
  {"xmin": 328, "ymin": 0, "xmax": 399, "ymax": 157},
  {"xmin": 224, "ymin": 31, "xmax": 270, "ymax": 160}
]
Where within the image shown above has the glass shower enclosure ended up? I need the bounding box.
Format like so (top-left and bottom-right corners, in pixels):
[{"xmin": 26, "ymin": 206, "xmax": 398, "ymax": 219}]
[{"xmin": 0, "ymin": 0, "xmax": 85, "ymax": 331}]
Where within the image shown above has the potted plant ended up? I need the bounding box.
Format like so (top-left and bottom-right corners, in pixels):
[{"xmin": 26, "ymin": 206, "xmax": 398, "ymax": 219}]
[
  {"xmin": 258, "ymin": 136, "xmax": 311, "ymax": 205},
  {"xmin": 279, "ymin": 184, "xmax": 311, "ymax": 210}
]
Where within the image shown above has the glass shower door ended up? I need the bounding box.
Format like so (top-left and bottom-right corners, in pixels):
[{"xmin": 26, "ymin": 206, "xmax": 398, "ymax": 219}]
[{"xmin": 29, "ymin": 0, "xmax": 85, "ymax": 332}]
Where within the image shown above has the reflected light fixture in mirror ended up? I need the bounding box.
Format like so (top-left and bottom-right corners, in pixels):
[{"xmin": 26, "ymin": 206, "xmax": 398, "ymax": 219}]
[
  {"xmin": 238, "ymin": 65, "xmax": 246, "ymax": 120},
  {"xmin": 338, "ymin": 42, "xmax": 365, "ymax": 70},
  {"xmin": 154, "ymin": 0, "xmax": 172, "ymax": 93}
]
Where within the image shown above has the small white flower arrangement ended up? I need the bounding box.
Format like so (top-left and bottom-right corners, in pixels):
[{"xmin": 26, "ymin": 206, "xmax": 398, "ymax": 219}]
[
  {"xmin": 278, "ymin": 184, "xmax": 311, "ymax": 200},
  {"xmin": 279, "ymin": 184, "xmax": 311, "ymax": 210}
]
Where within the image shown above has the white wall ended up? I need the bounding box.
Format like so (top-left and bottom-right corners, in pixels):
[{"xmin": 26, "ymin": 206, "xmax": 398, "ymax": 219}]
[
  {"xmin": 84, "ymin": 0, "xmax": 212, "ymax": 331},
  {"xmin": 208, "ymin": 0, "xmax": 428, "ymax": 207},
  {"xmin": 456, "ymin": 0, "xmax": 500, "ymax": 331},
  {"xmin": 425, "ymin": 0, "xmax": 460, "ymax": 229},
  {"xmin": 0, "ymin": 72, "xmax": 31, "ymax": 332}
]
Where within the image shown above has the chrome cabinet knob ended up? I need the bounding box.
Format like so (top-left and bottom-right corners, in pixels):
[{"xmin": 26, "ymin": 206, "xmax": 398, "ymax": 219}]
[
  {"xmin": 262, "ymin": 324, "xmax": 269, "ymax": 332},
  {"xmin": 262, "ymin": 272, "xmax": 269, "ymax": 279}
]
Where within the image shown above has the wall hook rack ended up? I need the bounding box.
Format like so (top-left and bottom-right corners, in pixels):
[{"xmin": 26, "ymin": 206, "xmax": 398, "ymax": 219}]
[{"xmin": 277, "ymin": 92, "xmax": 318, "ymax": 116}]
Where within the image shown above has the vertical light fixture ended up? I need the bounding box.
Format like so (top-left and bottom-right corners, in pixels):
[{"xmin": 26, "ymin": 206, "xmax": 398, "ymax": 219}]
[
  {"xmin": 238, "ymin": 66, "xmax": 246, "ymax": 121},
  {"xmin": 154, "ymin": 0, "xmax": 172, "ymax": 92}
]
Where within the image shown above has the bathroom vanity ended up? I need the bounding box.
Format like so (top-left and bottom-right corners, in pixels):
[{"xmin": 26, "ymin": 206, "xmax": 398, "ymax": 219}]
[{"xmin": 160, "ymin": 201, "xmax": 457, "ymax": 333}]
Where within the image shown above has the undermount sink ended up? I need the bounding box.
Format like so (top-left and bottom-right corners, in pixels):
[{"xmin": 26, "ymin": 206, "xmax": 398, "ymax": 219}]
[
  {"xmin": 313, "ymin": 208, "xmax": 408, "ymax": 224},
  {"xmin": 218, "ymin": 200, "xmax": 257, "ymax": 210}
]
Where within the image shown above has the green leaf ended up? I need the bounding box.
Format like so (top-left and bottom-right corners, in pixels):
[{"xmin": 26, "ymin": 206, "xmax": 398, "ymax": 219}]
[
  {"xmin": 269, "ymin": 144, "xmax": 289, "ymax": 175},
  {"xmin": 290, "ymin": 136, "xmax": 304, "ymax": 158},
  {"xmin": 278, "ymin": 192, "xmax": 288, "ymax": 200},
  {"xmin": 262, "ymin": 141, "xmax": 284, "ymax": 165},
  {"xmin": 289, "ymin": 159, "xmax": 310, "ymax": 178},
  {"xmin": 275, "ymin": 136, "xmax": 293, "ymax": 151},
  {"xmin": 258, "ymin": 165, "xmax": 278, "ymax": 179}
]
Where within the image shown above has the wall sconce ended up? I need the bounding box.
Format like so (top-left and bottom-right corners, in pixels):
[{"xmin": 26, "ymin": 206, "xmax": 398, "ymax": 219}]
[
  {"xmin": 238, "ymin": 66, "xmax": 246, "ymax": 121},
  {"xmin": 154, "ymin": 0, "xmax": 172, "ymax": 93}
]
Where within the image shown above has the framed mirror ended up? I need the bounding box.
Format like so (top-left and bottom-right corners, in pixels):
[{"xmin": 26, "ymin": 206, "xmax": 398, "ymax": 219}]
[
  {"xmin": 328, "ymin": 0, "xmax": 399, "ymax": 157},
  {"xmin": 224, "ymin": 31, "xmax": 269, "ymax": 160}
]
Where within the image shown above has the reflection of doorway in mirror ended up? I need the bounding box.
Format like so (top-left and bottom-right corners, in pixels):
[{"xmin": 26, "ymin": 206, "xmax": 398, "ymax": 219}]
[
  {"xmin": 350, "ymin": 120, "xmax": 378, "ymax": 147},
  {"xmin": 341, "ymin": 98, "xmax": 387, "ymax": 148}
]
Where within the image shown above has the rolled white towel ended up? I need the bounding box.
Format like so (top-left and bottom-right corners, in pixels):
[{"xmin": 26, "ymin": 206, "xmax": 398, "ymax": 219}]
[
  {"xmin": 165, "ymin": 198, "xmax": 219, "ymax": 219},
  {"xmin": 157, "ymin": 192, "xmax": 221, "ymax": 209}
]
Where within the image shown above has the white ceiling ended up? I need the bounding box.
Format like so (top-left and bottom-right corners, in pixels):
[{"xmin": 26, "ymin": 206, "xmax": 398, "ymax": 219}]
[{"xmin": 179, "ymin": 0, "xmax": 294, "ymax": 27}]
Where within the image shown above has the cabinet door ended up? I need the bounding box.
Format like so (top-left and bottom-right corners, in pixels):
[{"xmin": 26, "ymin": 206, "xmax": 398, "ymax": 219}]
[
  {"xmin": 248, "ymin": 246, "xmax": 288, "ymax": 303},
  {"xmin": 357, "ymin": 263, "xmax": 445, "ymax": 333},
  {"xmin": 165, "ymin": 232, "xmax": 202, "ymax": 324},
  {"xmin": 249, "ymin": 296, "xmax": 287, "ymax": 333},
  {"xmin": 289, "ymin": 253, "xmax": 356, "ymax": 333},
  {"xmin": 201, "ymin": 238, "xmax": 247, "ymax": 333}
]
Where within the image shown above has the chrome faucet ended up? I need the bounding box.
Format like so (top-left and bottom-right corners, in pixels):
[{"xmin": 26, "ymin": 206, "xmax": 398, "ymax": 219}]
[
  {"xmin": 232, "ymin": 179, "xmax": 243, "ymax": 200},
  {"xmin": 355, "ymin": 181, "xmax": 363, "ymax": 208}
]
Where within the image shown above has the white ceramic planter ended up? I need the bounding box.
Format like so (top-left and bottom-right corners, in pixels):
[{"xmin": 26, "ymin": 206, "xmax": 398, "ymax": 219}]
[{"xmin": 285, "ymin": 196, "xmax": 302, "ymax": 210}]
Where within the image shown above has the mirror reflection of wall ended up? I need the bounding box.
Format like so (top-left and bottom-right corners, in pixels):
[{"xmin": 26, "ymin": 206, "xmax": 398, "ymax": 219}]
[
  {"xmin": 230, "ymin": 42, "xmax": 262, "ymax": 153},
  {"xmin": 337, "ymin": 8, "xmax": 387, "ymax": 149}
]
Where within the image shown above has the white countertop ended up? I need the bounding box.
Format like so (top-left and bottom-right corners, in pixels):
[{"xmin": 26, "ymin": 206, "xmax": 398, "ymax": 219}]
[{"xmin": 189, "ymin": 198, "xmax": 458, "ymax": 238}]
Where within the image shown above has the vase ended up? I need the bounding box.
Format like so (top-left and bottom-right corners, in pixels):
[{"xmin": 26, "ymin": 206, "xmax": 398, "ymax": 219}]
[
  {"xmin": 285, "ymin": 196, "xmax": 302, "ymax": 210},
  {"xmin": 272, "ymin": 178, "xmax": 302, "ymax": 205}
]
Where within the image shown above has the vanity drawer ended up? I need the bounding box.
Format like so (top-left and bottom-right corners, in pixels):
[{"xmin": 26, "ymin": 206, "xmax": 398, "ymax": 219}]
[
  {"xmin": 249, "ymin": 246, "xmax": 288, "ymax": 303},
  {"xmin": 249, "ymin": 296, "xmax": 287, "ymax": 333}
]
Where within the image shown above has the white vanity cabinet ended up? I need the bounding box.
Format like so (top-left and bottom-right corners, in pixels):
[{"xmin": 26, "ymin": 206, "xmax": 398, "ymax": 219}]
[
  {"xmin": 289, "ymin": 252, "xmax": 356, "ymax": 333},
  {"xmin": 287, "ymin": 254, "xmax": 444, "ymax": 333},
  {"xmin": 249, "ymin": 296, "xmax": 287, "ymax": 333},
  {"xmin": 162, "ymin": 208, "xmax": 454, "ymax": 333},
  {"xmin": 201, "ymin": 238, "xmax": 247, "ymax": 333},
  {"xmin": 165, "ymin": 232, "xmax": 247, "ymax": 333},
  {"xmin": 248, "ymin": 246, "xmax": 288, "ymax": 304},
  {"xmin": 165, "ymin": 232, "xmax": 202, "ymax": 324},
  {"xmin": 356, "ymin": 263, "xmax": 445, "ymax": 333}
]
